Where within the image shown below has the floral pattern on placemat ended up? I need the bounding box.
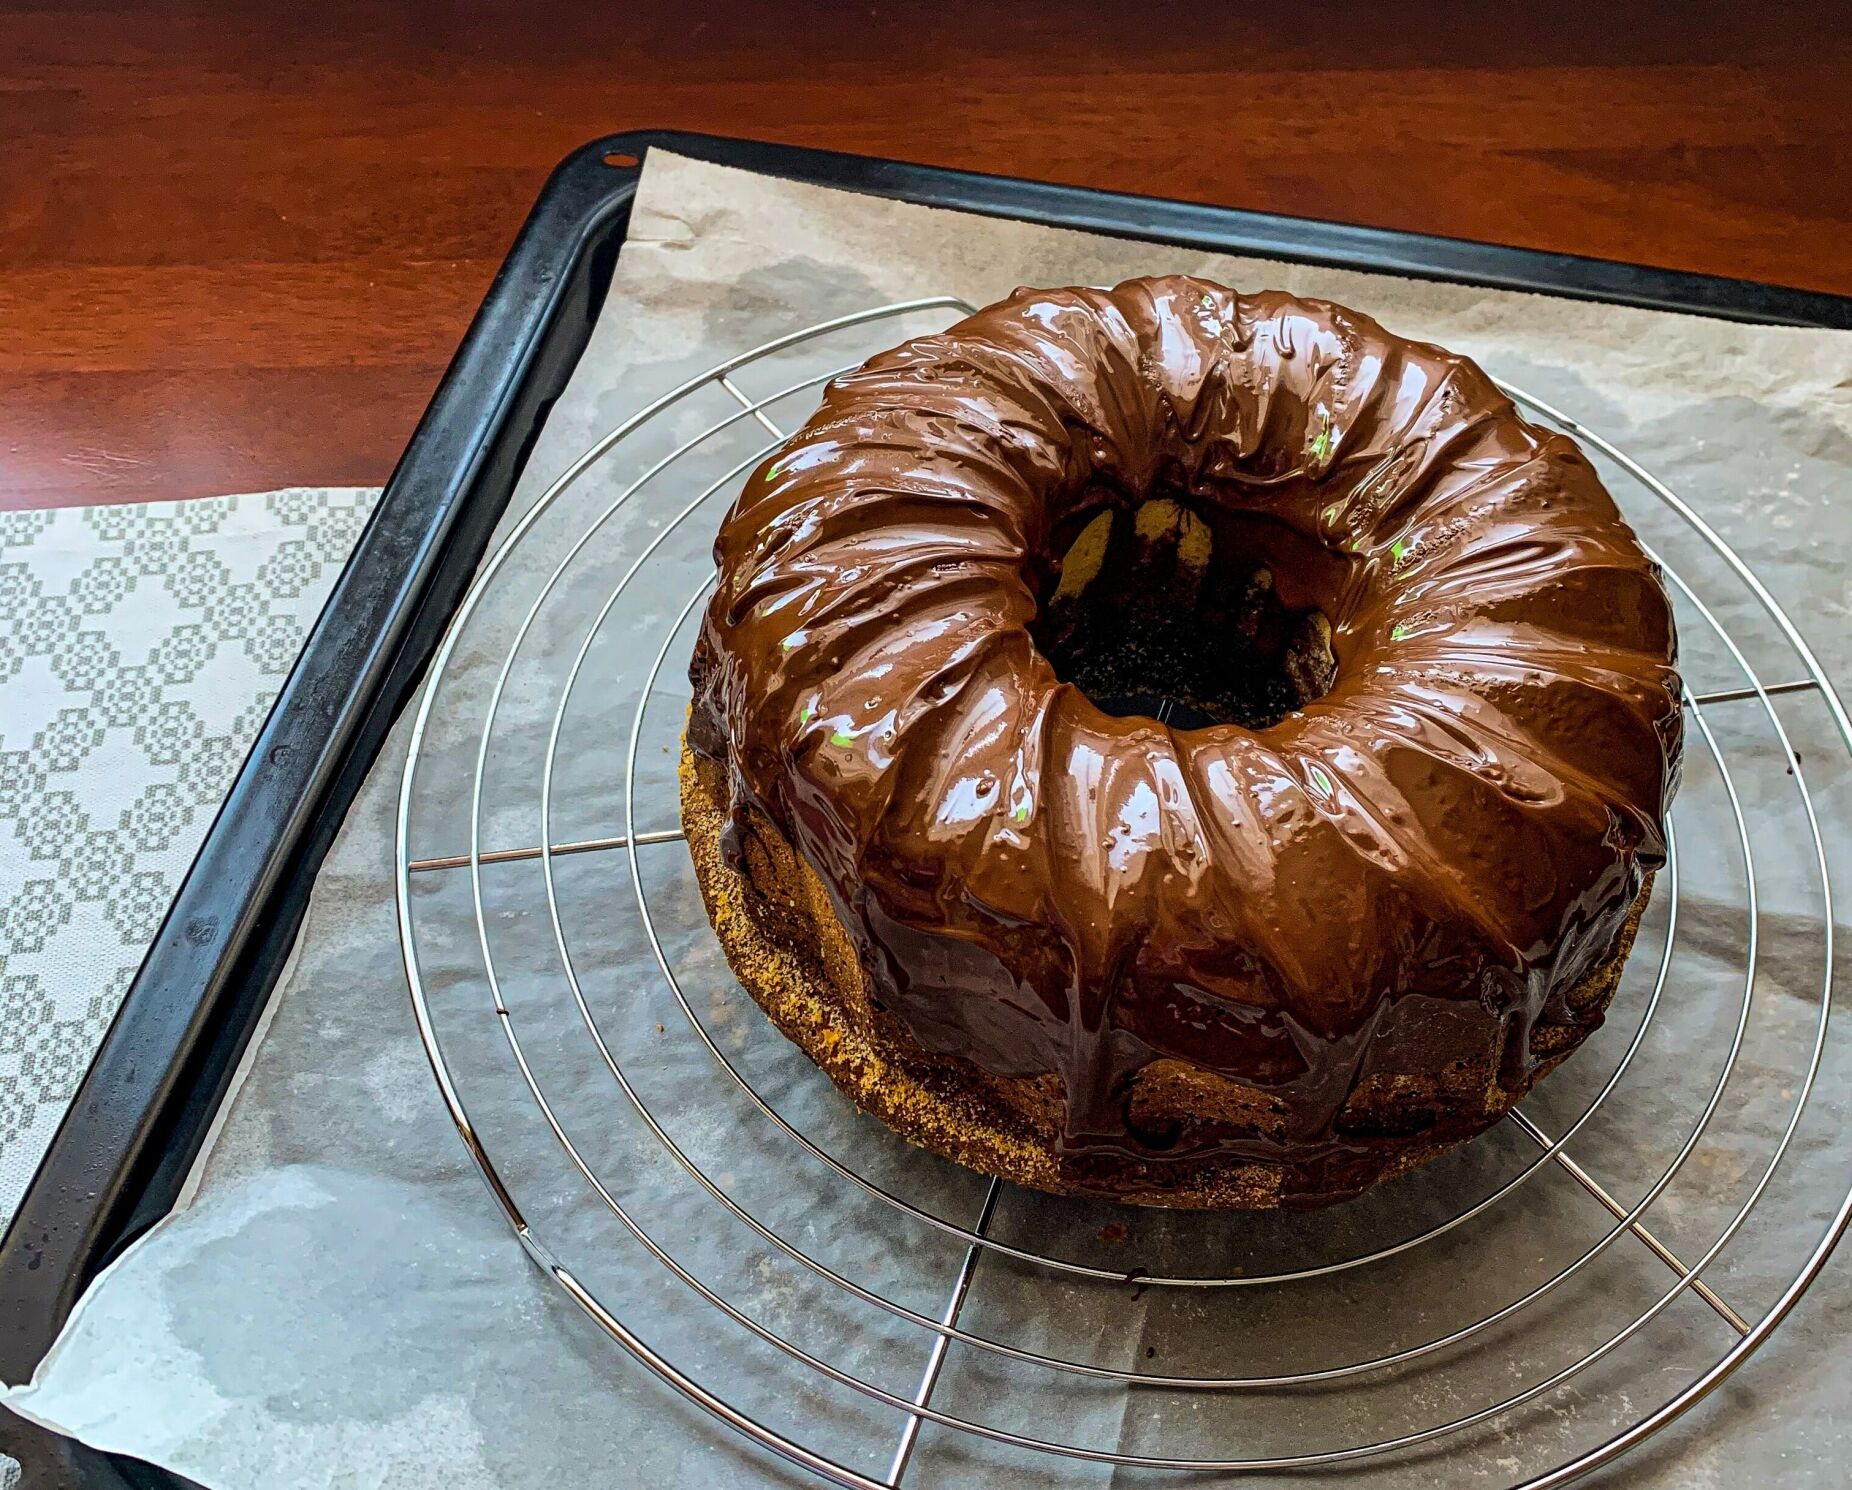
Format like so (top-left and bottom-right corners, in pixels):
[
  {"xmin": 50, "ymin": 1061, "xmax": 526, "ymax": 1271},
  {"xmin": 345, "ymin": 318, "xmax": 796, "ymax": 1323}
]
[{"xmin": 0, "ymin": 488, "xmax": 378, "ymax": 1225}]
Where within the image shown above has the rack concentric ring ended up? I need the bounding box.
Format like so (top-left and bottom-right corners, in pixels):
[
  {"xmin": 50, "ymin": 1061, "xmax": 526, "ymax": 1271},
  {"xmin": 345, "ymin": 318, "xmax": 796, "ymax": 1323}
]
[{"xmin": 395, "ymin": 298, "xmax": 1852, "ymax": 1488}]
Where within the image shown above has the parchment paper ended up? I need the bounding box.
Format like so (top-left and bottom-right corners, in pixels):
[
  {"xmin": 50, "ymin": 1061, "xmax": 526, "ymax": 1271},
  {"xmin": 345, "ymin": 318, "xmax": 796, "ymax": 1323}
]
[{"xmin": 5, "ymin": 150, "xmax": 1850, "ymax": 1490}]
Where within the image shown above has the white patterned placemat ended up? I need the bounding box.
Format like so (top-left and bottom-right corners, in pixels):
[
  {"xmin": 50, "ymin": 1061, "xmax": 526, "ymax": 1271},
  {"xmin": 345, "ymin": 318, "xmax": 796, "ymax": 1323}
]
[{"xmin": 0, "ymin": 488, "xmax": 379, "ymax": 1227}]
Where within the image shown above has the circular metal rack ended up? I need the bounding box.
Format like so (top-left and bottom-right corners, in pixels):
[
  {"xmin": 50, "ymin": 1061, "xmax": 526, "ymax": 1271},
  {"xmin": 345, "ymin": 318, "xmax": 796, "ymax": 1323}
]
[{"xmin": 396, "ymin": 298, "xmax": 1852, "ymax": 1488}]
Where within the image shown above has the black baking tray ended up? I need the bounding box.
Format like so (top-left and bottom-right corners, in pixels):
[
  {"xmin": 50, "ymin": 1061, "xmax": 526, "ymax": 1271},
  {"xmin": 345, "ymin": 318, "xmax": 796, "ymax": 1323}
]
[{"xmin": 3, "ymin": 128, "xmax": 1848, "ymax": 1490}]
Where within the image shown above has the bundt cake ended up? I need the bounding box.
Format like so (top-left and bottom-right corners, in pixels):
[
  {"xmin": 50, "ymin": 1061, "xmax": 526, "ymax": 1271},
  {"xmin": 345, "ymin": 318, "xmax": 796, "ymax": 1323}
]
[{"xmin": 682, "ymin": 276, "xmax": 1682, "ymax": 1208}]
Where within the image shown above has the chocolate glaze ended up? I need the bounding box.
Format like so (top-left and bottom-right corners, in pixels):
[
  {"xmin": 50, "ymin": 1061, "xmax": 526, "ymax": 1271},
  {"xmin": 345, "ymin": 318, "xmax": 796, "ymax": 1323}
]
[{"xmin": 690, "ymin": 277, "xmax": 1683, "ymax": 1193}]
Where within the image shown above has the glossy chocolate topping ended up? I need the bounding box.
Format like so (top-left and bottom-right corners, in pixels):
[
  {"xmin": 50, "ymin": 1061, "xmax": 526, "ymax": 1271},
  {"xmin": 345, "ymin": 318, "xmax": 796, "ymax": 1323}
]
[{"xmin": 690, "ymin": 276, "xmax": 1682, "ymax": 1180}]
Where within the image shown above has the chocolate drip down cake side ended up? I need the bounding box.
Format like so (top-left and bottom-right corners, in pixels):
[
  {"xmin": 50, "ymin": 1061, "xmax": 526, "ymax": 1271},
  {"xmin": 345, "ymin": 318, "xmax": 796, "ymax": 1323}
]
[{"xmin": 682, "ymin": 276, "xmax": 1683, "ymax": 1209}]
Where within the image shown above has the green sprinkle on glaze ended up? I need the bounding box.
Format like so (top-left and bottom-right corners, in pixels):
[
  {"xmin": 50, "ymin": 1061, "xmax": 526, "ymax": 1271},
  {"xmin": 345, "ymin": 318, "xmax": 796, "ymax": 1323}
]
[
  {"xmin": 1391, "ymin": 621, "xmax": 1412, "ymax": 641},
  {"xmin": 1309, "ymin": 765, "xmax": 1333, "ymax": 797},
  {"xmin": 1310, "ymin": 414, "xmax": 1333, "ymax": 463},
  {"xmin": 1200, "ymin": 292, "xmax": 1214, "ymax": 307},
  {"xmin": 1012, "ymin": 803, "xmax": 1031, "ymax": 823},
  {"xmin": 1391, "ymin": 536, "xmax": 1410, "ymax": 565},
  {"xmin": 830, "ymin": 728, "xmax": 855, "ymax": 748},
  {"xmin": 780, "ymin": 635, "xmax": 800, "ymax": 651},
  {"xmin": 798, "ymin": 705, "xmax": 813, "ymax": 726}
]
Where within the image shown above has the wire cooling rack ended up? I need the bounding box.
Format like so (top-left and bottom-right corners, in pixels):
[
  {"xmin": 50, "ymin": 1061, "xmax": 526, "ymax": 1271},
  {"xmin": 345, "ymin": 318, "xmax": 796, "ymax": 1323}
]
[{"xmin": 394, "ymin": 297, "xmax": 1852, "ymax": 1488}]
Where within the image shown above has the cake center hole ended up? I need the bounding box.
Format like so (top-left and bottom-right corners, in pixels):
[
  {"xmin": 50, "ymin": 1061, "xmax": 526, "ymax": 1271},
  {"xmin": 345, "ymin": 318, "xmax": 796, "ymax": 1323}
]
[{"xmin": 1030, "ymin": 496, "xmax": 1337, "ymax": 730}]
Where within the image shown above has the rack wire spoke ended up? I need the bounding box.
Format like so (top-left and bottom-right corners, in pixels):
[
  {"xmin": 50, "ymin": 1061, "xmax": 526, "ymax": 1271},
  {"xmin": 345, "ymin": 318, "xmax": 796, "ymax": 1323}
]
[{"xmin": 1509, "ymin": 1110, "xmax": 1751, "ymax": 1336}]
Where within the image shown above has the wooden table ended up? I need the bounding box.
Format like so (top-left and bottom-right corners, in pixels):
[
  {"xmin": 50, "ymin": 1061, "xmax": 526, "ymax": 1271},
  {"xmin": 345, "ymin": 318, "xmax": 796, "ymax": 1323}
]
[{"xmin": 5, "ymin": 0, "xmax": 1849, "ymax": 512}]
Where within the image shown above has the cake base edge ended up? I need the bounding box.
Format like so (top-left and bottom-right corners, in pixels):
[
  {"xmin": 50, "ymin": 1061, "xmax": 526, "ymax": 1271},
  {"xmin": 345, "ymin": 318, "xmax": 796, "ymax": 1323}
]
[{"xmin": 679, "ymin": 734, "xmax": 1649, "ymax": 1211}]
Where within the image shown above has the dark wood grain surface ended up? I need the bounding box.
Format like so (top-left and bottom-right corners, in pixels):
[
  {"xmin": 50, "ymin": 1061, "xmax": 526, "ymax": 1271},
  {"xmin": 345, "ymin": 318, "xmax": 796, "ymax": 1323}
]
[{"xmin": 4, "ymin": 0, "xmax": 1849, "ymax": 511}]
